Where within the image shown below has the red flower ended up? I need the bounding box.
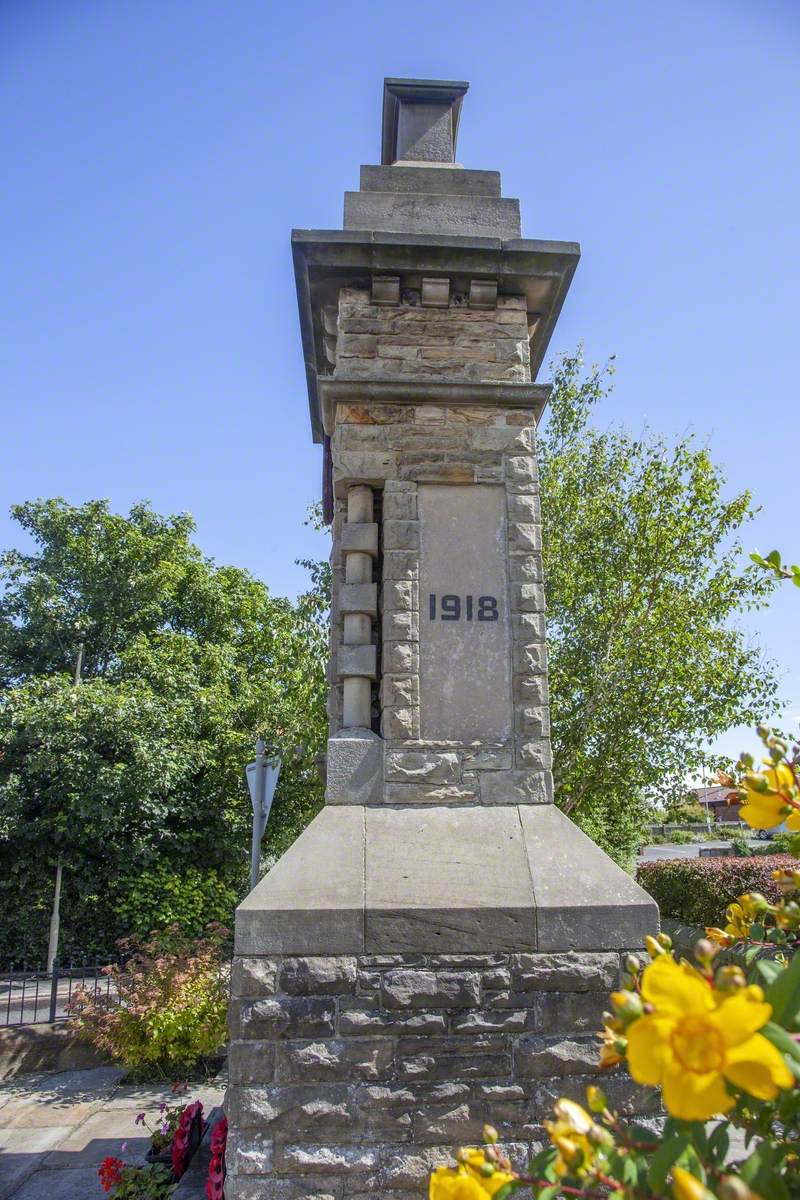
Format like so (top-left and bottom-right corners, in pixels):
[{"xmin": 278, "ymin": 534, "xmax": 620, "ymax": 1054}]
[
  {"xmin": 172, "ymin": 1100, "xmax": 203, "ymax": 1180},
  {"xmin": 205, "ymin": 1116, "xmax": 228, "ymax": 1200},
  {"xmin": 98, "ymin": 1156, "xmax": 124, "ymax": 1193}
]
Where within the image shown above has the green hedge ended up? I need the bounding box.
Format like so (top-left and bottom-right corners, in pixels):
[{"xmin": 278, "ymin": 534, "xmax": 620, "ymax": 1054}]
[{"xmin": 636, "ymin": 854, "xmax": 794, "ymax": 927}]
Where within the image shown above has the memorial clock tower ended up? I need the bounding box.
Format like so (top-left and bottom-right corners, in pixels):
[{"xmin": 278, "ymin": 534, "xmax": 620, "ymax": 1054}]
[{"xmin": 225, "ymin": 79, "xmax": 658, "ymax": 1199}]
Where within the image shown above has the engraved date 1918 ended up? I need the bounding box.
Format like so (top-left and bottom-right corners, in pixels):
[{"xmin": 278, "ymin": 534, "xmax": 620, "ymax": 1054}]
[{"xmin": 428, "ymin": 594, "xmax": 499, "ymax": 622}]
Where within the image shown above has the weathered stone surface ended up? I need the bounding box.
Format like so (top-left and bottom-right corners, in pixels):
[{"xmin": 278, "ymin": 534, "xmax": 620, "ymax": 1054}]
[
  {"xmin": 232, "ymin": 996, "xmax": 336, "ymax": 1040},
  {"xmin": 280, "ymin": 957, "xmax": 357, "ymax": 996},
  {"xmin": 231, "ymin": 957, "xmax": 278, "ymax": 998},
  {"xmin": 511, "ymin": 952, "xmax": 620, "ymax": 992},
  {"xmin": 381, "ymin": 969, "xmax": 481, "ymax": 1009},
  {"xmin": 515, "ymin": 1036, "xmax": 603, "ymax": 1079},
  {"xmin": 385, "ymin": 750, "xmax": 460, "ymax": 783},
  {"xmin": 325, "ymin": 731, "xmax": 382, "ymax": 805},
  {"xmin": 227, "ymin": 1129, "xmax": 274, "ymax": 1175},
  {"xmin": 276, "ymin": 1144, "xmax": 380, "ymax": 1175},
  {"xmin": 276, "ymin": 1039, "xmax": 394, "ymax": 1083},
  {"xmin": 228, "ymin": 1039, "xmax": 276, "ymax": 1084},
  {"xmin": 397, "ymin": 1035, "xmax": 511, "ymax": 1081},
  {"xmin": 339, "ymin": 1006, "xmax": 447, "ymax": 1036}
]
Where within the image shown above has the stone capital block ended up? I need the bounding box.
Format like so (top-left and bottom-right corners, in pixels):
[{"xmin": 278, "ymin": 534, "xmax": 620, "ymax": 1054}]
[
  {"xmin": 340, "ymin": 582, "xmax": 378, "ymax": 617},
  {"xmin": 340, "ymin": 523, "xmax": 379, "ymax": 555}
]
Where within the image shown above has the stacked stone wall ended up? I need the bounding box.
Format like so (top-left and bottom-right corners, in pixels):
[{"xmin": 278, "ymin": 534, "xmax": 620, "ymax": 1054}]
[
  {"xmin": 334, "ymin": 288, "xmax": 530, "ymax": 384},
  {"xmin": 226, "ymin": 951, "xmax": 659, "ymax": 1200}
]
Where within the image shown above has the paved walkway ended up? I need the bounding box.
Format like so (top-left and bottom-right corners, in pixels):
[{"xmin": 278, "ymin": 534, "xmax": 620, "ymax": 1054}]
[{"xmin": 0, "ymin": 1066, "xmax": 226, "ymax": 1200}]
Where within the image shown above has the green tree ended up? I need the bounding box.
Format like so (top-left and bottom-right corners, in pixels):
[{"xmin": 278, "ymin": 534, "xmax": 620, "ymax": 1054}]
[
  {"xmin": 0, "ymin": 499, "xmax": 328, "ymax": 960},
  {"xmin": 539, "ymin": 352, "xmax": 779, "ymax": 863}
]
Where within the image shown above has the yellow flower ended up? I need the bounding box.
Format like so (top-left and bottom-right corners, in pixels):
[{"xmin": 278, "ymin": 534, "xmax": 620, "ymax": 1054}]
[
  {"xmin": 706, "ymin": 927, "xmax": 735, "ymax": 948},
  {"xmin": 672, "ymin": 1167, "xmax": 715, "ymax": 1200},
  {"xmin": 740, "ymin": 763, "xmax": 800, "ymax": 831},
  {"xmin": 545, "ymin": 1100, "xmax": 598, "ymax": 1177},
  {"xmin": 626, "ymin": 956, "xmax": 793, "ymax": 1120},
  {"xmin": 429, "ymin": 1150, "xmax": 515, "ymax": 1200},
  {"xmin": 598, "ymin": 1024, "xmax": 626, "ymax": 1069},
  {"xmin": 723, "ymin": 902, "xmax": 752, "ymax": 940}
]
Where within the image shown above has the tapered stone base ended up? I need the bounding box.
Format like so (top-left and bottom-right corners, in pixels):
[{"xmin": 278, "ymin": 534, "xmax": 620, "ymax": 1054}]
[
  {"xmin": 226, "ymin": 806, "xmax": 659, "ymax": 1198},
  {"xmin": 225, "ymin": 950, "xmax": 660, "ymax": 1199}
]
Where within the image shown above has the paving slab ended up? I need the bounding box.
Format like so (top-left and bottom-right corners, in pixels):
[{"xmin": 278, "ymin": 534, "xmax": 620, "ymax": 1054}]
[
  {"xmin": 0, "ymin": 1127, "xmax": 72, "ymax": 1200},
  {"xmin": 7, "ymin": 1166, "xmax": 103, "ymax": 1200},
  {"xmin": 43, "ymin": 1110, "xmax": 148, "ymax": 1167},
  {"xmin": 0, "ymin": 1100, "xmax": 100, "ymax": 1129}
]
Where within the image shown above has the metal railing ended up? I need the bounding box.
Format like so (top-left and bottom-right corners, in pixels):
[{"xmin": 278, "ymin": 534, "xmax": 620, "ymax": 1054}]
[{"xmin": 1, "ymin": 961, "xmax": 116, "ymax": 1027}]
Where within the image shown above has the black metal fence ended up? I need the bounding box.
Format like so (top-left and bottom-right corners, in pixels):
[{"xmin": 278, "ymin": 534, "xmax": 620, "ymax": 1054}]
[{"xmin": 1, "ymin": 961, "xmax": 116, "ymax": 1027}]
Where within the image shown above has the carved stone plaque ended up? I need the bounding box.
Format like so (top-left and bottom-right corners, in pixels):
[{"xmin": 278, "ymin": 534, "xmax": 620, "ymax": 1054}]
[{"xmin": 418, "ymin": 484, "xmax": 512, "ymax": 742}]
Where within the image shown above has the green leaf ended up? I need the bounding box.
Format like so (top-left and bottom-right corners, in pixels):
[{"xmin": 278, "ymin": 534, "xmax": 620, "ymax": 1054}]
[
  {"xmin": 707, "ymin": 1122, "xmax": 729, "ymax": 1164},
  {"xmin": 648, "ymin": 1133, "xmax": 690, "ymax": 1192},
  {"xmin": 766, "ymin": 549, "xmax": 782, "ymax": 567},
  {"xmin": 764, "ymin": 951, "xmax": 800, "ymax": 1025},
  {"xmin": 755, "ymin": 959, "xmax": 784, "ymax": 986}
]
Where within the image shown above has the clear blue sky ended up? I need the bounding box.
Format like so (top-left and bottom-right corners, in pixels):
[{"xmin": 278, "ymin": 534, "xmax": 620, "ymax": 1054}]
[{"xmin": 2, "ymin": 0, "xmax": 798, "ymax": 766}]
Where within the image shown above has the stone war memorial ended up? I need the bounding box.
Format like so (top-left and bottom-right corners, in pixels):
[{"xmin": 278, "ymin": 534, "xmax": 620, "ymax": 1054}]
[{"xmin": 226, "ymin": 78, "xmax": 658, "ymax": 1199}]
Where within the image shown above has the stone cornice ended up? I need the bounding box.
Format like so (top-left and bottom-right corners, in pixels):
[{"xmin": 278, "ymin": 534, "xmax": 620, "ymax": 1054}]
[
  {"xmin": 318, "ymin": 378, "xmax": 551, "ymax": 436},
  {"xmin": 292, "ymin": 230, "xmax": 580, "ymax": 442}
]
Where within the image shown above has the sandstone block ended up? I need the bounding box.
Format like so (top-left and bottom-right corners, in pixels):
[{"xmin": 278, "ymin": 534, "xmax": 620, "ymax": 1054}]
[
  {"xmin": 383, "ymin": 580, "xmax": 417, "ymax": 612},
  {"xmin": 382, "ymin": 610, "xmax": 419, "ymax": 640},
  {"xmin": 461, "ymin": 747, "xmax": 513, "ymax": 771},
  {"xmin": 479, "ymin": 769, "xmax": 551, "ymax": 805},
  {"xmin": 229, "ymin": 1039, "xmax": 276, "ymax": 1085},
  {"xmin": 383, "ymin": 551, "xmax": 419, "ymax": 580},
  {"xmin": 385, "ymin": 750, "xmax": 460, "ymax": 783},
  {"xmin": 276, "ymin": 1038, "xmax": 394, "ymax": 1084},
  {"xmin": 226, "ymin": 1129, "xmax": 274, "ymax": 1176},
  {"xmin": 339, "ymin": 1007, "xmax": 448, "ymax": 1036},
  {"xmin": 515, "ymin": 1035, "xmax": 603, "ymax": 1079},
  {"xmin": 231, "ymin": 957, "xmax": 278, "ymax": 998},
  {"xmin": 511, "ymin": 952, "xmax": 620, "ymax": 992},
  {"xmin": 383, "ymin": 782, "xmax": 476, "ymax": 804},
  {"xmin": 382, "ymin": 491, "xmax": 418, "ymax": 520},
  {"xmin": 341, "ymin": 523, "xmax": 379, "ymax": 555},
  {"xmin": 381, "ymin": 641, "xmax": 419, "ymax": 673},
  {"xmin": 280, "ymin": 957, "xmax": 357, "ymax": 996},
  {"xmin": 381, "ymin": 969, "xmax": 480, "ymax": 1009},
  {"xmin": 275, "ymin": 1145, "xmax": 380, "ymax": 1175},
  {"xmin": 231, "ymin": 996, "xmax": 336, "ymax": 1040},
  {"xmin": 504, "ymin": 455, "xmax": 537, "ymax": 483},
  {"xmin": 381, "ymin": 674, "xmax": 419, "ymax": 707},
  {"xmin": 451, "ymin": 1010, "xmax": 533, "ymax": 1034},
  {"xmin": 382, "ymin": 707, "xmax": 419, "ymax": 740},
  {"xmin": 396, "ymin": 1035, "xmax": 511, "ymax": 1082},
  {"xmin": 508, "ymin": 553, "xmax": 543, "ymax": 582}
]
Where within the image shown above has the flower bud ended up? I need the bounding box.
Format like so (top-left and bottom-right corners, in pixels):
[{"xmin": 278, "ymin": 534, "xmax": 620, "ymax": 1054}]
[
  {"xmin": 482, "ymin": 1125, "xmax": 499, "ymax": 1146},
  {"xmin": 585, "ymin": 1084, "xmax": 607, "ymax": 1113},
  {"xmin": 719, "ymin": 1177, "xmax": 760, "ymax": 1200},
  {"xmin": 455, "ymin": 1148, "xmax": 470, "ymax": 1165},
  {"xmin": 671, "ymin": 1166, "xmax": 713, "ymax": 1200},
  {"xmin": 693, "ymin": 938, "xmax": 717, "ymax": 964},
  {"xmin": 740, "ymin": 892, "xmax": 769, "ymax": 915},
  {"xmin": 610, "ymin": 989, "xmax": 644, "ymax": 1020},
  {"xmin": 657, "ymin": 932, "xmax": 673, "ymax": 950},
  {"xmin": 479, "ymin": 1162, "xmax": 496, "ymax": 1178},
  {"xmin": 587, "ymin": 1123, "xmax": 614, "ymax": 1149},
  {"xmin": 646, "ymin": 934, "xmax": 667, "ymax": 958},
  {"xmin": 624, "ymin": 954, "xmax": 641, "ymax": 975},
  {"xmin": 714, "ymin": 964, "xmax": 746, "ymax": 992}
]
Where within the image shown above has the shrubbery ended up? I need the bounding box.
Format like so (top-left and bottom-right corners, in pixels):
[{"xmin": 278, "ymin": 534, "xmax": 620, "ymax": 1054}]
[
  {"xmin": 70, "ymin": 924, "xmax": 229, "ymax": 1077},
  {"xmin": 637, "ymin": 853, "xmax": 793, "ymax": 926}
]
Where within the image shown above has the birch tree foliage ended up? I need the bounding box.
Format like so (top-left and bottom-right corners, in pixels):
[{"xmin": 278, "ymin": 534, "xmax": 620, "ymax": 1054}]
[{"xmin": 539, "ymin": 352, "xmax": 780, "ymax": 863}]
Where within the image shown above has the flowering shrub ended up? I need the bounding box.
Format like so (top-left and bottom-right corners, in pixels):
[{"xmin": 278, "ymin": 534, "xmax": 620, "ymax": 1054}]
[
  {"xmin": 429, "ymin": 725, "xmax": 800, "ymax": 1200},
  {"xmin": 70, "ymin": 923, "xmax": 229, "ymax": 1076},
  {"xmin": 205, "ymin": 1115, "xmax": 228, "ymax": 1200},
  {"xmin": 637, "ymin": 855, "xmax": 794, "ymax": 928}
]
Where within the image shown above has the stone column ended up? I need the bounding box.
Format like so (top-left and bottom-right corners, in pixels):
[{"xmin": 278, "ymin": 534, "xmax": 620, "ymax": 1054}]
[
  {"xmin": 226, "ymin": 77, "xmax": 658, "ymax": 1200},
  {"xmin": 340, "ymin": 485, "xmax": 377, "ymax": 729}
]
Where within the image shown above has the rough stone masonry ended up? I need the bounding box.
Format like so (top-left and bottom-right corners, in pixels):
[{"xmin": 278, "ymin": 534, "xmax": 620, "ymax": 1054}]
[{"xmin": 226, "ymin": 78, "xmax": 659, "ymax": 1199}]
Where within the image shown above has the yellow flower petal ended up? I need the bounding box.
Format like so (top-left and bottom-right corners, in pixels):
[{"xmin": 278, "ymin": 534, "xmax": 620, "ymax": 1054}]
[
  {"xmin": 482, "ymin": 1172, "xmax": 516, "ymax": 1198},
  {"xmin": 672, "ymin": 1166, "xmax": 710, "ymax": 1200},
  {"xmin": 739, "ymin": 797, "xmax": 788, "ymax": 830},
  {"xmin": 710, "ymin": 989, "xmax": 772, "ymax": 1048},
  {"xmin": 724, "ymin": 1034, "xmax": 795, "ymax": 1099},
  {"xmin": 641, "ymin": 957, "xmax": 713, "ymax": 1017},
  {"xmin": 430, "ymin": 1168, "xmax": 490, "ymax": 1200},
  {"xmin": 788, "ymin": 810, "xmax": 800, "ymax": 832},
  {"xmin": 626, "ymin": 1013, "xmax": 674, "ymax": 1085},
  {"xmin": 661, "ymin": 1059, "xmax": 733, "ymax": 1120}
]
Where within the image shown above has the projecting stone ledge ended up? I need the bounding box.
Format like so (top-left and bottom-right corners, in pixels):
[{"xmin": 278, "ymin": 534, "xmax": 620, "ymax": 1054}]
[{"xmin": 235, "ymin": 804, "xmax": 658, "ymax": 958}]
